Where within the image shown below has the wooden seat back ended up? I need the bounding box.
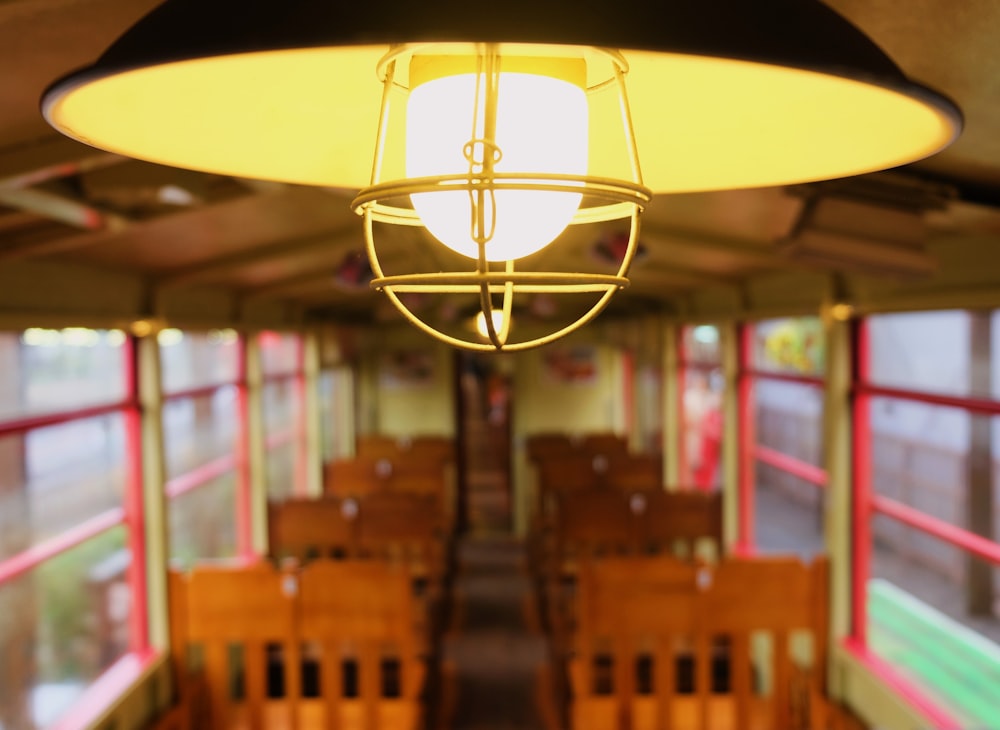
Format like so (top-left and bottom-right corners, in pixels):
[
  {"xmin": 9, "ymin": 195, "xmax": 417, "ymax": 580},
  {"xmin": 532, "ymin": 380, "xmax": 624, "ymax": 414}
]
[
  {"xmin": 356, "ymin": 435, "xmax": 454, "ymax": 465},
  {"xmin": 169, "ymin": 560, "xmax": 426, "ymax": 730},
  {"xmin": 325, "ymin": 457, "xmax": 388, "ymax": 497},
  {"xmin": 634, "ymin": 490, "xmax": 723, "ymax": 556},
  {"xmin": 169, "ymin": 563, "xmax": 300, "ymax": 730},
  {"xmin": 571, "ymin": 555, "xmax": 829, "ymax": 730},
  {"xmin": 268, "ymin": 497, "xmax": 356, "ymax": 562},
  {"xmin": 299, "ymin": 561, "xmax": 426, "ymax": 730}
]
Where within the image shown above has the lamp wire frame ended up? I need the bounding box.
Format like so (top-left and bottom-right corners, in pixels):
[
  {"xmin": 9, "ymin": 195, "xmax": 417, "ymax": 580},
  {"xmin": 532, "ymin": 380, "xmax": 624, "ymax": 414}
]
[{"xmin": 353, "ymin": 44, "xmax": 652, "ymax": 351}]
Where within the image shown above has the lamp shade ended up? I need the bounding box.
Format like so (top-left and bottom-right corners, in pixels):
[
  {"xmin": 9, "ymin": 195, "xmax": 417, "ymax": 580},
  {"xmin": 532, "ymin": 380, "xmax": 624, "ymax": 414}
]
[{"xmin": 42, "ymin": 0, "xmax": 961, "ymax": 194}]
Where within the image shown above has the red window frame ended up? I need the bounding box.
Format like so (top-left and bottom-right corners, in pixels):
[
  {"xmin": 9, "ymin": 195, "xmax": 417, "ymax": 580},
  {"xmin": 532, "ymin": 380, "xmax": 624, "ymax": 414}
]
[
  {"xmin": 0, "ymin": 333, "xmax": 151, "ymax": 727},
  {"xmin": 846, "ymin": 316, "xmax": 995, "ymax": 730},
  {"xmin": 162, "ymin": 333, "xmax": 254, "ymax": 560},
  {"xmin": 736, "ymin": 321, "xmax": 828, "ymax": 554}
]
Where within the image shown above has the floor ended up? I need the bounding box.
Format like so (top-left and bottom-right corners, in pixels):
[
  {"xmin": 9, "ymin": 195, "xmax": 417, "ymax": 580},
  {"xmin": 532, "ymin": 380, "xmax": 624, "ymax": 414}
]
[{"xmin": 443, "ymin": 536, "xmax": 549, "ymax": 730}]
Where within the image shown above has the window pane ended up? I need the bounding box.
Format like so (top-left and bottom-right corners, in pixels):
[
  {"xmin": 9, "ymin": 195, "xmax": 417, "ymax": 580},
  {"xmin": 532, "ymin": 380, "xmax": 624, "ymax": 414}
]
[
  {"xmin": 871, "ymin": 397, "xmax": 969, "ymax": 533},
  {"xmin": 263, "ymin": 379, "xmax": 300, "ymax": 441},
  {"xmin": 755, "ymin": 380, "xmax": 824, "ymax": 466},
  {"xmin": 752, "ymin": 317, "xmax": 824, "ymax": 376},
  {"xmin": 0, "ymin": 329, "xmax": 126, "ymax": 421},
  {"xmin": 162, "ymin": 387, "xmax": 239, "ymax": 480},
  {"xmin": 869, "ymin": 310, "xmax": 971, "ymax": 396},
  {"xmin": 680, "ymin": 367, "xmax": 723, "ymax": 490},
  {"xmin": 681, "ymin": 324, "xmax": 721, "ymax": 365},
  {"xmin": 754, "ymin": 379, "xmax": 825, "ymax": 555},
  {"xmin": 259, "ymin": 331, "xmax": 300, "ymax": 376},
  {"xmin": 0, "ymin": 527, "xmax": 130, "ymax": 730},
  {"xmin": 168, "ymin": 474, "xmax": 238, "ymax": 565},
  {"xmin": 159, "ymin": 329, "xmax": 239, "ymax": 394},
  {"xmin": 319, "ymin": 368, "xmax": 353, "ymax": 463},
  {"xmin": 264, "ymin": 379, "xmax": 303, "ymax": 498},
  {"xmin": 0, "ymin": 414, "xmax": 125, "ymax": 562},
  {"xmin": 266, "ymin": 442, "xmax": 297, "ymax": 501}
]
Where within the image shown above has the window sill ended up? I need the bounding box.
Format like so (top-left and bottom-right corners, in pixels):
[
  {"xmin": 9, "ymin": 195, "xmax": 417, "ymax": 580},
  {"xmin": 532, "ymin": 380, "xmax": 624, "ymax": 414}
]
[
  {"xmin": 49, "ymin": 649, "xmax": 166, "ymax": 730},
  {"xmin": 839, "ymin": 638, "xmax": 961, "ymax": 730}
]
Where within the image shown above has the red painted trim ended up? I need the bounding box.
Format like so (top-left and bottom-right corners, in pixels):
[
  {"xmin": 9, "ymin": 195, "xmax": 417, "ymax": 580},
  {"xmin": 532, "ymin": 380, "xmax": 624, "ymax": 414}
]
[
  {"xmin": 855, "ymin": 382, "xmax": 1000, "ymax": 416},
  {"xmin": 295, "ymin": 368, "xmax": 309, "ymax": 496},
  {"xmin": 0, "ymin": 400, "xmax": 134, "ymax": 437},
  {"xmin": 872, "ymin": 495, "xmax": 1000, "ymax": 565},
  {"xmin": 753, "ymin": 445, "xmax": 828, "ymax": 487},
  {"xmin": 48, "ymin": 649, "xmax": 162, "ymax": 730},
  {"xmin": 0, "ymin": 507, "xmax": 124, "ymax": 584},
  {"xmin": 851, "ymin": 318, "xmax": 872, "ymax": 646},
  {"xmin": 122, "ymin": 336, "xmax": 148, "ymax": 653},
  {"xmin": 234, "ymin": 334, "xmax": 254, "ymax": 559},
  {"xmin": 741, "ymin": 368, "xmax": 825, "ymax": 387},
  {"xmin": 678, "ymin": 368, "xmax": 689, "ymax": 485},
  {"xmin": 737, "ymin": 323, "xmax": 756, "ymax": 553},
  {"xmin": 842, "ymin": 638, "xmax": 963, "ymax": 730},
  {"xmin": 164, "ymin": 454, "xmax": 237, "ymax": 500},
  {"xmin": 163, "ymin": 381, "xmax": 241, "ymax": 402}
]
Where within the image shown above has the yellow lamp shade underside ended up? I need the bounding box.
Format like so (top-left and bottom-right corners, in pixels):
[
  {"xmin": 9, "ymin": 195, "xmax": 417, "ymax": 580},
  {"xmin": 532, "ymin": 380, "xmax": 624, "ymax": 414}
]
[{"xmin": 45, "ymin": 44, "xmax": 958, "ymax": 193}]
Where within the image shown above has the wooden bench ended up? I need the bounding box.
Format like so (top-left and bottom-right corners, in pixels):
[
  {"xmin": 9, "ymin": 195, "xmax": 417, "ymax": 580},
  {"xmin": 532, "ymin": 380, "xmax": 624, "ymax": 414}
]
[
  {"xmin": 324, "ymin": 456, "xmax": 456, "ymax": 533},
  {"xmin": 526, "ymin": 432, "xmax": 630, "ymax": 463},
  {"xmin": 268, "ymin": 493, "xmax": 453, "ymax": 635},
  {"xmin": 532, "ymin": 453, "xmax": 663, "ymax": 532},
  {"xmin": 167, "ymin": 560, "xmax": 429, "ymax": 730},
  {"xmin": 564, "ymin": 555, "xmax": 830, "ymax": 730},
  {"xmin": 535, "ymin": 490, "xmax": 723, "ymax": 662},
  {"xmin": 355, "ymin": 435, "xmax": 454, "ymax": 465}
]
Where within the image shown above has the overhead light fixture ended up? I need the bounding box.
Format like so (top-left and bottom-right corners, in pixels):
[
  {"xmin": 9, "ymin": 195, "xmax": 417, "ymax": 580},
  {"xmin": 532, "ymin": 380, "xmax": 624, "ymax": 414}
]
[
  {"xmin": 41, "ymin": 0, "xmax": 961, "ymax": 351},
  {"xmin": 476, "ymin": 309, "xmax": 509, "ymax": 341}
]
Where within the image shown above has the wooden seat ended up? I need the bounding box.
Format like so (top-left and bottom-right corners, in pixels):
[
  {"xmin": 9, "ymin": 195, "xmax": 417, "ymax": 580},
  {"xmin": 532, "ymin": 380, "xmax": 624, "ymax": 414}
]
[
  {"xmin": 267, "ymin": 493, "xmax": 453, "ymax": 636},
  {"xmin": 356, "ymin": 435, "xmax": 454, "ymax": 465},
  {"xmin": 567, "ymin": 555, "xmax": 830, "ymax": 730},
  {"xmin": 268, "ymin": 497, "xmax": 356, "ymax": 562},
  {"xmin": 167, "ymin": 560, "xmax": 428, "ymax": 730}
]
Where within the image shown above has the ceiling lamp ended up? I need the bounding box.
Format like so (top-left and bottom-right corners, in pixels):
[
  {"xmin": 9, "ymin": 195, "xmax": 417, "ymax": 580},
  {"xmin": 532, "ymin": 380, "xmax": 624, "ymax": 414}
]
[{"xmin": 41, "ymin": 0, "xmax": 961, "ymax": 351}]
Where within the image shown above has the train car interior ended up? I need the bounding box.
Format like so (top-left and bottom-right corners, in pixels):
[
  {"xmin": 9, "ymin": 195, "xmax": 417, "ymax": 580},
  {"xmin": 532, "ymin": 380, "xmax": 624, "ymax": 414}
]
[{"xmin": 1, "ymin": 1, "xmax": 999, "ymax": 729}]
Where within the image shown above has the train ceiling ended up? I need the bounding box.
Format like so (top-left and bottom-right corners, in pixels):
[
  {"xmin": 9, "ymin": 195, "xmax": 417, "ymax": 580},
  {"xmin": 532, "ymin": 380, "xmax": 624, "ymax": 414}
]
[{"xmin": 1, "ymin": 0, "xmax": 1000, "ymax": 331}]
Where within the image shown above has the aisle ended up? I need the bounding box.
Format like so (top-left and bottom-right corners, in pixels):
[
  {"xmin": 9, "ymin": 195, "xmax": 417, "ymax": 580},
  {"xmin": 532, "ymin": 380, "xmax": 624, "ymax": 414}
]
[{"xmin": 442, "ymin": 535, "xmax": 552, "ymax": 730}]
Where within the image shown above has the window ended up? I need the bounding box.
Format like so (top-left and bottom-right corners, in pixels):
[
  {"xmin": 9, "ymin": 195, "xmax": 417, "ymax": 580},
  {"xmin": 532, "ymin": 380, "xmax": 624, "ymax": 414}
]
[
  {"xmin": 0, "ymin": 329, "xmax": 144, "ymax": 730},
  {"xmin": 319, "ymin": 366, "xmax": 354, "ymax": 463},
  {"xmin": 678, "ymin": 325, "xmax": 724, "ymax": 490},
  {"xmin": 741, "ymin": 317, "xmax": 827, "ymax": 557},
  {"xmin": 160, "ymin": 329, "xmax": 249, "ymax": 564},
  {"xmin": 855, "ymin": 311, "xmax": 1000, "ymax": 729},
  {"xmin": 260, "ymin": 332, "xmax": 307, "ymax": 499}
]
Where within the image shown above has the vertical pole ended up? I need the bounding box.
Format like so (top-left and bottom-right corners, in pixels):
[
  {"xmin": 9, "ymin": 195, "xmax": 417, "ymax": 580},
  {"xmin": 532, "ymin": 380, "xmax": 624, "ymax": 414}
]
[
  {"xmin": 136, "ymin": 333, "xmax": 169, "ymax": 650},
  {"xmin": 736, "ymin": 322, "xmax": 756, "ymax": 555},
  {"xmin": 234, "ymin": 334, "xmax": 255, "ymax": 560},
  {"xmin": 851, "ymin": 319, "xmax": 872, "ymax": 646},
  {"xmin": 123, "ymin": 336, "xmax": 149, "ymax": 653},
  {"xmin": 967, "ymin": 310, "xmax": 994, "ymax": 615},
  {"xmin": 822, "ymin": 312, "xmax": 854, "ymax": 698}
]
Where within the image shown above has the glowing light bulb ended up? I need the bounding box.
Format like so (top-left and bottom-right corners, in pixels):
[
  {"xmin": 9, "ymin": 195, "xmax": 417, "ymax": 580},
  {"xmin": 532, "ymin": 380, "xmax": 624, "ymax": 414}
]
[
  {"xmin": 407, "ymin": 60, "xmax": 588, "ymax": 262},
  {"xmin": 476, "ymin": 309, "xmax": 508, "ymax": 338}
]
